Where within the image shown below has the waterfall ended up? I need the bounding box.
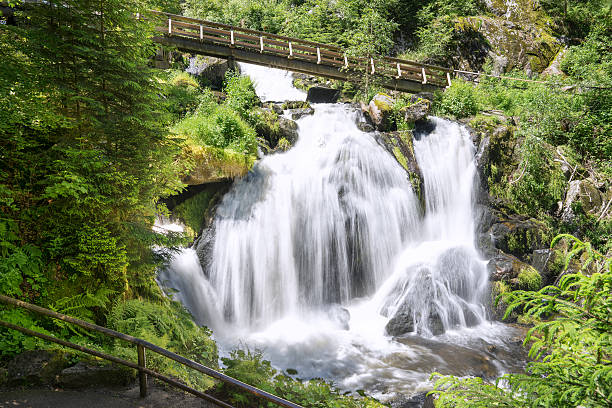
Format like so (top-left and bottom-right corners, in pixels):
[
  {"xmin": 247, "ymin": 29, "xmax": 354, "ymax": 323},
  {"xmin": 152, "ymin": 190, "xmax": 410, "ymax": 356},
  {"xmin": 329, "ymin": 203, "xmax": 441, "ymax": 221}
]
[{"xmin": 159, "ymin": 63, "xmax": 523, "ymax": 398}]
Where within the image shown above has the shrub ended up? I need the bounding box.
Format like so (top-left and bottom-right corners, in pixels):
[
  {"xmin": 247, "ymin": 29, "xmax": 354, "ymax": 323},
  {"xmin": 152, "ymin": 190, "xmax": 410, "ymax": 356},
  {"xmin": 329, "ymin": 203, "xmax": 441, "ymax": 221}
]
[
  {"xmin": 434, "ymin": 79, "xmax": 479, "ymax": 118},
  {"xmin": 107, "ymin": 299, "xmax": 218, "ymax": 391}
]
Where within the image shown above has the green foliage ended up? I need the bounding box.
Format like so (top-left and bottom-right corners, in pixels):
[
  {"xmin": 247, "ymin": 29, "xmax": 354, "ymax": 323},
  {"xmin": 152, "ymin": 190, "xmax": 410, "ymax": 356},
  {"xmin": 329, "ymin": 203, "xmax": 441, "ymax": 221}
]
[
  {"xmin": 107, "ymin": 299, "xmax": 218, "ymax": 391},
  {"xmin": 517, "ymin": 266, "xmax": 542, "ymax": 291},
  {"xmin": 0, "ymin": 0, "xmax": 186, "ymax": 338},
  {"xmin": 172, "ymin": 190, "xmax": 215, "ymax": 235},
  {"xmin": 164, "ymin": 70, "xmax": 201, "ymax": 119},
  {"xmin": 223, "ymin": 71, "xmax": 260, "ymax": 120},
  {"xmin": 218, "ymin": 349, "xmax": 386, "ymax": 408},
  {"xmin": 432, "ymin": 234, "xmax": 612, "ymax": 407},
  {"xmin": 434, "ymin": 79, "xmax": 479, "ymax": 118},
  {"xmin": 173, "ymin": 75, "xmax": 259, "ymax": 155}
]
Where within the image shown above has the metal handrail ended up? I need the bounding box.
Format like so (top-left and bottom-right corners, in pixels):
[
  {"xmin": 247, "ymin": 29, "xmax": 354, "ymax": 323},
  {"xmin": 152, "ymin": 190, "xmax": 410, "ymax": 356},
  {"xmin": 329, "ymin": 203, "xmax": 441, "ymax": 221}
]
[{"xmin": 0, "ymin": 294, "xmax": 305, "ymax": 408}]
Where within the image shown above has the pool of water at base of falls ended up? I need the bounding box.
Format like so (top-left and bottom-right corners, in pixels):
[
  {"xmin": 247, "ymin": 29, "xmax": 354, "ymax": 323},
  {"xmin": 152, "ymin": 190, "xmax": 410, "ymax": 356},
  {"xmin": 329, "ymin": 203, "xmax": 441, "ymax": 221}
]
[{"xmin": 156, "ymin": 63, "xmax": 527, "ymax": 402}]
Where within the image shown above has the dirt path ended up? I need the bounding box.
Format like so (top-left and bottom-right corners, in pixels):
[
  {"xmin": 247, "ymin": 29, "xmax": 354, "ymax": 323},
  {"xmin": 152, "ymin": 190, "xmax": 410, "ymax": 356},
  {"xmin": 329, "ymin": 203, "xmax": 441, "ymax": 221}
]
[{"xmin": 0, "ymin": 383, "xmax": 219, "ymax": 408}]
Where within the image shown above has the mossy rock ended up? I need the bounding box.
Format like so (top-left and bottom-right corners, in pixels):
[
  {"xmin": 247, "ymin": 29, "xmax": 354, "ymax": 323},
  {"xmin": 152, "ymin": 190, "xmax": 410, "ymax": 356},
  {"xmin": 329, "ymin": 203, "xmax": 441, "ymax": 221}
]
[
  {"xmin": 375, "ymin": 131, "xmax": 424, "ymax": 204},
  {"xmin": 180, "ymin": 144, "xmax": 255, "ymax": 185},
  {"xmin": 452, "ymin": 15, "xmax": 561, "ymax": 74},
  {"xmin": 516, "ymin": 265, "xmax": 542, "ymax": 291},
  {"xmin": 281, "ymin": 101, "xmax": 311, "ymax": 110}
]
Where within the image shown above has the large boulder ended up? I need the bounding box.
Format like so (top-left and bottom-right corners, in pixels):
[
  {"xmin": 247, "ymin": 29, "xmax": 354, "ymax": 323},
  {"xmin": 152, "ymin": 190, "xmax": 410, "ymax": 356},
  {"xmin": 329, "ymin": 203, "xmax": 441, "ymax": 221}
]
[
  {"xmin": 399, "ymin": 98, "xmax": 431, "ymax": 122},
  {"xmin": 561, "ymin": 179, "xmax": 605, "ymax": 222},
  {"xmin": 446, "ymin": 11, "xmax": 561, "ymax": 75},
  {"xmin": 306, "ymin": 86, "xmax": 340, "ymax": 103},
  {"xmin": 367, "ymin": 93, "xmax": 395, "ymax": 132},
  {"xmin": 57, "ymin": 361, "xmax": 134, "ymax": 388},
  {"xmin": 187, "ymin": 56, "xmax": 240, "ymax": 89},
  {"xmin": 5, "ymin": 350, "xmax": 70, "ymax": 386}
]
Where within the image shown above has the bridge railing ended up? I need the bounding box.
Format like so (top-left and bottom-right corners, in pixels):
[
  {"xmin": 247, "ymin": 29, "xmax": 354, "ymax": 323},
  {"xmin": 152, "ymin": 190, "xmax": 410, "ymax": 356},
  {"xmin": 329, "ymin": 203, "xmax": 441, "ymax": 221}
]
[
  {"xmin": 0, "ymin": 294, "xmax": 305, "ymax": 408},
  {"xmin": 148, "ymin": 11, "xmax": 451, "ymax": 88}
]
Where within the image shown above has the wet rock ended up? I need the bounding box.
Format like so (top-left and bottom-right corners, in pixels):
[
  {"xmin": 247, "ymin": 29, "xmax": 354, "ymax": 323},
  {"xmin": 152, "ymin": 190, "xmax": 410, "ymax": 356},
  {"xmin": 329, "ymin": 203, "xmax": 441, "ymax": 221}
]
[
  {"xmin": 263, "ymin": 103, "xmax": 283, "ymax": 115},
  {"xmin": 291, "ymin": 107, "xmax": 315, "ymax": 120},
  {"xmin": 399, "ymin": 99, "xmax": 431, "ymax": 123},
  {"xmin": 357, "ymin": 122, "xmax": 375, "ymax": 132},
  {"xmin": 57, "ymin": 361, "xmax": 134, "ymax": 388},
  {"xmin": 306, "ymin": 86, "xmax": 340, "ymax": 103},
  {"xmin": 327, "ymin": 305, "xmax": 351, "ymax": 330},
  {"xmin": 368, "ymin": 93, "xmax": 395, "ymax": 132},
  {"xmin": 561, "ymin": 179, "xmax": 604, "ymax": 222},
  {"xmin": 375, "ymin": 131, "xmax": 423, "ymax": 200},
  {"xmin": 281, "ymin": 101, "xmax": 311, "ymax": 110},
  {"xmin": 385, "ymin": 309, "xmax": 444, "ymax": 337},
  {"xmin": 278, "ymin": 117, "xmax": 299, "ymax": 146},
  {"xmin": 6, "ymin": 350, "xmax": 70, "ymax": 386},
  {"xmin": 392, "ymin": 336, "xmax": 501, "ymax": 380}
]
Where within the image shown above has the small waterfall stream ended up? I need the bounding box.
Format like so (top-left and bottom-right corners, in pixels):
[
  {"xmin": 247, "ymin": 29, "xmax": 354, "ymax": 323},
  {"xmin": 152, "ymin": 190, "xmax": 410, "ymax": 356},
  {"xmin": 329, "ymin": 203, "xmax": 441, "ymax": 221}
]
[{"xmin": 158, "ymin": 63, "xmax": 524, "ymax": 400}]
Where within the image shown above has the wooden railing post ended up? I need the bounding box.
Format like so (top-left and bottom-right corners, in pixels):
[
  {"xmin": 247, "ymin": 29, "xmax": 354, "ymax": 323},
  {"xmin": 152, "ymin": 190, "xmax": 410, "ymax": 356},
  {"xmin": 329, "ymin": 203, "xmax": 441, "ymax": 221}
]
[
  {"xmin": 138, "ymin": 344, "xmax": 148, "ymax": 398},
  {"xmin": 422, "ymin": 67, "xmax": 427, "ymax": 84},
  {"xmin": 168, "ymin": 18, "xmax": 172, "ymax": 34}
]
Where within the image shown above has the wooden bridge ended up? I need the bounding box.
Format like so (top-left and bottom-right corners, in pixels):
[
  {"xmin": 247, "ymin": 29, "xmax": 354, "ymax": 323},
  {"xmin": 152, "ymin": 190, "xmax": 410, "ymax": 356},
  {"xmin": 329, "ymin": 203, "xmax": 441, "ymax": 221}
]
[{"xmin": 149, "ymin": 11, "xmax": 452, "ymax": 93}]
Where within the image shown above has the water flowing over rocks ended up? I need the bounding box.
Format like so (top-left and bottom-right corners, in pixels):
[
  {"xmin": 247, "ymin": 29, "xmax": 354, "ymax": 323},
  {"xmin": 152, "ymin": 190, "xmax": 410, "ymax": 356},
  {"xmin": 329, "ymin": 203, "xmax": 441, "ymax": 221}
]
[{"xmin": 160, "ymin": 64, "xmax": 530, "ymax": 401}]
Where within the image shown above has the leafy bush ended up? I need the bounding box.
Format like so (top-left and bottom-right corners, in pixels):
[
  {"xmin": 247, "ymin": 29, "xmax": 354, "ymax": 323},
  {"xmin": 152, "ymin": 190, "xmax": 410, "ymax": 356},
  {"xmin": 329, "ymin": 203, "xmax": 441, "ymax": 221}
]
[
  {"xmin": 107, "ymin": 299, "xmax": 218, "ymax": 391},
  {"xmin": 174, "ymin": 105, "xmax": 257, "ymax": 155},
  {"xmin": 434, "ymin": 79, "xmax": 479, "ymax": 118},
  {"xmin": 432, "ymin": 234, "xmax": 612, "ymax": 407},
  {"xmin": 217, "ymin": 349, "xmax": 386, "ymax": 408},
  {"xmin": 223, "ymin": 71, "xmax": 260, "ymax": 120}
]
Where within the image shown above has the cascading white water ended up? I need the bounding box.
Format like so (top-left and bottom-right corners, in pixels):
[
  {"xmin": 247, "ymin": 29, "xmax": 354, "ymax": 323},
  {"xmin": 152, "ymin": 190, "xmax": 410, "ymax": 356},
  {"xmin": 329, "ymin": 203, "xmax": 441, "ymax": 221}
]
[{"xmin": 159, "ymin": 65, "xmax": 525, "ymax": 399}]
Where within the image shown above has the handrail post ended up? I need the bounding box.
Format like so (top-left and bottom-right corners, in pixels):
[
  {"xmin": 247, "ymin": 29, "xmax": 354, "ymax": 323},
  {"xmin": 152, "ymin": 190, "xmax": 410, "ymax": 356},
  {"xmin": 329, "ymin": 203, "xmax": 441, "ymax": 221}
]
[
  {"xmin": 446, "ymin": 72, "xmax": 452, "ymax": 87},
  {"xmin": 396, "ymin": 63, "xmax": 401, "ymax": 78},
  {"xmin": 168, "ymin": 18, "xmax": 172, "ymax": 34},
  {"xmin": 344, "ymin": 54, "xmax": 348, "ymax": 69},
  {"xmin": 260, "ymin": 36, "xmax": 264, "ymax": 53},
  {"xmin": 370, "ymin": 58, "xmax": 375, "ymax": 75},
  {"xmin": 316, "ymin": 47, "xmax": 321, "ymax": 64},
  {"xmin": 288, "ymin": 41, "xmax": 293, "ymax": 58},
  {"xmin": 199, "ymin": 24, "xmax": 203, "ymax": 41},
  {"xmin": 422, "ymin": 67, "xmax": 427, "ymax": 84},
  {"xmin": 230, "ymin": 30, "xmax": 235, "ymax": 47},
  {"xmin": 138, "ymin": 344, "xmax": 147, "ymax": 398}
]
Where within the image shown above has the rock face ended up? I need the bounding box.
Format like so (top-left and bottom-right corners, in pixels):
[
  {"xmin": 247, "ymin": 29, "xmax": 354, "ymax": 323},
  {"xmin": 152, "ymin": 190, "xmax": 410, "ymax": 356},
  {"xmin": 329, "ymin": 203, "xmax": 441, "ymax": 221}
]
[
  {"xmin": 399, "ymin": 98, "xmax": 431, "ymax": 122},
  {"xmin": 187, "ymin": 56, "xmax": 239, "ymax": 89},
  {"xmin": 5, "ymin": 350, "xmax": 70, "ymax": 386},
  {"xmin": 375, "ymin": 131, "xmax": 423, "ymax": 201},
  {"xmin": 386, "ymin": 308, "xmax": 444, "ymax": 337},
  {"xmin": 306, "ymin": 86, "xmax": 341, "ymax": 103},
  {"xmin": 442, "ymin": 0, "xmax": 562, "ymax": 75},
  {"xmin": 561, "ymin": 179, "xmax": 605, "ymax": 222}
]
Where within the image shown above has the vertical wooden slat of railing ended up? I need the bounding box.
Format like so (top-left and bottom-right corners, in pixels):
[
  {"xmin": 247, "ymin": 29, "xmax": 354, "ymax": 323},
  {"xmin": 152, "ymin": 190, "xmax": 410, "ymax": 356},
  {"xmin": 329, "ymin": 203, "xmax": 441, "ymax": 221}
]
[
  {"xmin": 446, "ymin": 72, "xmax": 452, "ymax": 87},
  {"xmin": 168, "ymin": 18, "xmax": 172, "ymax": 34},
  {"xmin": 138, "ymin": 344, "xmax": 148, "ymax": 398},
  {"xmin": 199, "ymin": 24, "xmax": 203, "ymax": 41},
  {"xmin": 421, "ymin": 67, "xmax": 427, "ymax": 84},
  {"xmin": 316, "ymin": 47, "xmax": 321, "ymax": 64},
  {"xmin": 288, "ymin": 42, "xmax": 293, "ymax": 58}
]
